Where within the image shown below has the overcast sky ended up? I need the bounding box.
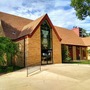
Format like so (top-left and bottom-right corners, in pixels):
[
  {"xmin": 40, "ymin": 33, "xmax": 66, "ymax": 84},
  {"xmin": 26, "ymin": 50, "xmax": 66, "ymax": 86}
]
[{"xmin": 0, "ymin": 0, "xmax": 90, "ymax": 32}]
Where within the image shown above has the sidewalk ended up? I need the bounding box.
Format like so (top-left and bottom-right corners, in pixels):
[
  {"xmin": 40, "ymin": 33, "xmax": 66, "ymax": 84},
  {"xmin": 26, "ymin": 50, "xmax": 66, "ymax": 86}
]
[{"xmin": 0, "ymin": 64, "xmax": 90, "ymax": 90}]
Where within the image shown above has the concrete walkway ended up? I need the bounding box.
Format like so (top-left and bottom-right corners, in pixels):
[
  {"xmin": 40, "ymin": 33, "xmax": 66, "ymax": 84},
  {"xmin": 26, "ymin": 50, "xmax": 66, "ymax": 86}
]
[{"xmin": 0, "ymin": 64, "xmax": 90, "ymax": 90}]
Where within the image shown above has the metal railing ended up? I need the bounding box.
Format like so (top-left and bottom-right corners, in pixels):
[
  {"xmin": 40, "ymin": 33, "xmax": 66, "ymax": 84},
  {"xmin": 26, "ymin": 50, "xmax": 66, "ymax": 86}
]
[{"xmin": 27, "ymin": 62, "xmax": 41, "ymax": 77}]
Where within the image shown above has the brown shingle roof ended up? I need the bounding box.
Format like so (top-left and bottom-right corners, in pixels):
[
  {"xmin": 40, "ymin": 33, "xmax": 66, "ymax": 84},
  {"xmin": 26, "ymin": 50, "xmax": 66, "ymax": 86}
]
[
  {"xmin": 0, "ymin": 12, "xmax": 32, "ymax": 31},
  {"xmin": 54, "ymin": 26, "xmax": 85, "ymax": 46},
  {"xmin": 18, "ymin": 14, "xmax": 46, "ymax": 38},
  {"xmin": 82, "ymin": 37, "xmax": 90, "ymax": 46},
  {"xmin": 0, "ymin": 12, "xmax": 33, "ymax": 39},
  {"xmin": 1, "ymin": 20, "xmax": 20, "ymax": 39}
]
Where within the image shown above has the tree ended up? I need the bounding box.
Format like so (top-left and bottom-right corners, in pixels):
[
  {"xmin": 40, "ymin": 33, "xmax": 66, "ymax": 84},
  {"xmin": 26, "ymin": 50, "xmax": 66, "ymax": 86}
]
[
  {"xmin": 86, "ymin": 33, "xmax": 90, "ymax": 36},
  {"xmin": 0, "ymin": 37, "xmax": 19, "ymax": 66},
  {"xmin": 79, "ymin": 27, "xmax": 90, "ymax": 37},
  {"xmin": 71, "ymin": 0, "xmax": 90, "ymax": 20}
]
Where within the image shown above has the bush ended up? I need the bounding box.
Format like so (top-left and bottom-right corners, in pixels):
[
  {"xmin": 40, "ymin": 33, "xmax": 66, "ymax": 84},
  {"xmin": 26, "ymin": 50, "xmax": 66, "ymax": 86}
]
[
  {"xmin": 14, "ymin": 66, "xmax": 22, "ymax": 70},
  {"xmin": 6, "ymin": 66, "xmax": 13, "ymax": 72},
  {"xmin": 0, "ymin": 68, "xmax": 3, "ymax": 73},
  {"xmin": 66, "ymin": 56, "xmax": 71, "ymax": 61},
  {"xmin": 62, "ymin": 45, "xmax": 71, "ymax": 62},
  {"xmin": 0, "ymin": 66, "xmax": 23, "ymax": 74},
  {"xmin": 0, "ymin": 66, "xmax": 7, "ymax": 73}
]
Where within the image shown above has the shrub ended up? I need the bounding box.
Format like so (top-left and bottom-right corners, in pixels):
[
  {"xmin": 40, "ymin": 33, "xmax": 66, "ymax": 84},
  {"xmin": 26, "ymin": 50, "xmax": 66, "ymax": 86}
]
[
  {"xmin": 6, "ymin": 66, "xmax": 13, "ymax": 72},
  {"xmin": 62, "ymin": 45, "xmax": 71, "ymax": 62}
]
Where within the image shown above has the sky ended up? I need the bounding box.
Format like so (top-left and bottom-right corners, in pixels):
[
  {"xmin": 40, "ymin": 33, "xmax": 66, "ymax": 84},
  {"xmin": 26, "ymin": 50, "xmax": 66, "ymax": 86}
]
[{"xmin": 0, "ymin": 0, "xmax": 90, "ymax": 32}]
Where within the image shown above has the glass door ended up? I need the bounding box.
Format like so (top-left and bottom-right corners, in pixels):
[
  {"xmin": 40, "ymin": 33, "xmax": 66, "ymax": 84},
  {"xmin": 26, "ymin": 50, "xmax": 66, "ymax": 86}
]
[{"xmin": 41, "ymin": 49, "xmax": 52, "ymax": 64}]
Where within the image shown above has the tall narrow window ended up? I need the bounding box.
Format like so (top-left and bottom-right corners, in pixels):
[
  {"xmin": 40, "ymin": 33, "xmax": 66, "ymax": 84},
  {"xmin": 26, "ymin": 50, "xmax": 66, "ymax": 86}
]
[{"xmin": 41, "ymin": 20, "xmax": 53, "ymax": 64}]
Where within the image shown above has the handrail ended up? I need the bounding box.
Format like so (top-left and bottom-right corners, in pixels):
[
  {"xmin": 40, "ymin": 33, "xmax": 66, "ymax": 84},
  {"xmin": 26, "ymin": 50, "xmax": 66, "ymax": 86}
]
[{"xmin": 27, "ymin": 62, "xmax": 41, "ymax": 77}]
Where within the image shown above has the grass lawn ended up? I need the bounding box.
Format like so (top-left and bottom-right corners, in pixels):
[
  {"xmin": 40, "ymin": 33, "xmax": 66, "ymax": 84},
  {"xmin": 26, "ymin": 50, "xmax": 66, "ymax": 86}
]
[{"xmin": 64, "ymin": 60, "xmax": 90, "ymax": 64}]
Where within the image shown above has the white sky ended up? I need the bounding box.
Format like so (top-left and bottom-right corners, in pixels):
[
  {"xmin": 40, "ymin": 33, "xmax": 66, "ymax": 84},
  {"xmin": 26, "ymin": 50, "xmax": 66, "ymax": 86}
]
[{"xmin": 0, "ymin": 0, "xmax": 90, "ymax": 32}]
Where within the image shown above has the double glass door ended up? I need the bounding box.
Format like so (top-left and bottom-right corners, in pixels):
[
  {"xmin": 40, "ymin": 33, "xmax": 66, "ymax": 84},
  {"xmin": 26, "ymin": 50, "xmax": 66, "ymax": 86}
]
[{"xmin": 41, "ymin": 49, "xmax": 53, "ymax": 64}]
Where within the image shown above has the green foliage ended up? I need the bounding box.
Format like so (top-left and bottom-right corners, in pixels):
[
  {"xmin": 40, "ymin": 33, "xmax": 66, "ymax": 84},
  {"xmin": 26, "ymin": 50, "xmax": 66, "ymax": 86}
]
[
  {"xmin": 6, "ymin": 66, "xmax": 13, "ymax": 72},
  {"xmin": 62, "ymin": 46, "xmax": 71, "ymax": 62},
  {"xmin": 71, "ymin": 0, "xmax": 90, "ymax": 20},
  {"xmin": 62, "ymin": 46, "xmax": 67, "ymax": 61},
  {"xmin": 81, "ymin": 28, "xmax": 90, "ymax": 37},
  {"xmin": 0, "ymin": 56, "xmax": 6, "ymax": 65},
  {"xmin": 0, "ymin": 66, "xmax": 7, "ymax": 73},
  {"xmin": 69, "ymin": 60, "xmax": 90, "ymax": 64},
  {"xmin": 86, "ymin": 33, "xmax": 90, "ymax": 36},
  {"xmin": 66, "ymin": 56, "xmax": 71, "ymax": 61},
  {"xmin": 87, "ymin": 49, "xmax": 90, "ymax": 54},
  {"xmin": 0, "ymin": 66, "xmax": 23, "ymax": 73},
  {"xmin": 0, "ymin": 37, "xmax": 19, "ymax": 66}
]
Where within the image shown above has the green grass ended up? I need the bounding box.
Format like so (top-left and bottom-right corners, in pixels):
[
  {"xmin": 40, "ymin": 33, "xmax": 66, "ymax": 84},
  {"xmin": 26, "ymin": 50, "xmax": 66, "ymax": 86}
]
[{"xmin": 64, "ymin": 60, "xmax": 90, "ymax": 64}]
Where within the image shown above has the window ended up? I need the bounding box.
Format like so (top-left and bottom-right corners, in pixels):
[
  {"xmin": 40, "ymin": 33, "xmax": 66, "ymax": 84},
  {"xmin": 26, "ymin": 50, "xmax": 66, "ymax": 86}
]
[
  {"xmin": 41, "ymin": 20, "xmax": 52, "ymax": 49},
  {"xmin": 41, "ymin": 20, "xmax": 53, "ymax": 64}
]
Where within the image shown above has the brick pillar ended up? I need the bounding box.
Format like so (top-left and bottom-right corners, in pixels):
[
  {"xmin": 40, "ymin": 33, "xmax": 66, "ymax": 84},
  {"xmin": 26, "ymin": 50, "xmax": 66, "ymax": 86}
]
[
  {"xmin": 85, "ymin": 47, "xmax": 88, "ymax": 60},
  {"xmin": 73, "ymin": 46, "xmax": 76, "ymax": 60},
  {"xmin": 80, "ymin": 47, "xmax": 82, "ymax": 60},
  {"xmin": 25, "ymin": 36, "xmax": 29, "ymax": 67}
]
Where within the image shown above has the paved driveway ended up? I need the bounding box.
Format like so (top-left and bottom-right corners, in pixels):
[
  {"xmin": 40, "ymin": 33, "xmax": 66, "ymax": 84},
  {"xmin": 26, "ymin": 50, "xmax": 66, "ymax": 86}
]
[{"xmin": 0, "ymin": 64, "xmax": 90, "ymax": 90}]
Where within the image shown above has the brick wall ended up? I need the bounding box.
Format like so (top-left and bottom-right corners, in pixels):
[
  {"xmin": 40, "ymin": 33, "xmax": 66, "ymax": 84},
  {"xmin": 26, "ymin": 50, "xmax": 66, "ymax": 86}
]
[
  {"xmin": 15, "ymin": 39, "xmax": 25, "ymax": 67},
  {"xmin": 26, "ymin": 27, "xmax": 41, "ymax": 66},
  {"xmin": 52, "ymin": 30, "xmax": 62, "ymax": 63},
  {"xmin": 0, "ymin": 20, "xmax": 5, "ymax": 36}
]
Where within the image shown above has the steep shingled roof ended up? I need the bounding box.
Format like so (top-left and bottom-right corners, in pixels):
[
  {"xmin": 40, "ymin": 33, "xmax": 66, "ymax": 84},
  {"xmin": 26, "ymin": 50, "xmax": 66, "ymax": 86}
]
[
  {"xmin": 0, "ymin": 12, "xmax": 33, "ymax": 39},
  {"xmin": 18, "ymin": 14, "xmax": 46, "ymax": 38},
  {"xmin": 54, "ymin": 26, "xmax": 85, "ymax": 46},
  {"xmin": 1, "ymin": 20, "xmax": 20, "ymax": 39},
  {"xmin": 0, "ymin": 12, "xmax": 32, "ymax": 30},
  {"xmin": 82, "ymin": 37, "xmax": 90, "ymax": 46}
]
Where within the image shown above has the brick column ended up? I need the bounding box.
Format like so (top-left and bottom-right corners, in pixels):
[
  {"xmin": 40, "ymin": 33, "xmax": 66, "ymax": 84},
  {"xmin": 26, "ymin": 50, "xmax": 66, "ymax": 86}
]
[{"xmin": 72, "ymin": 46, "xmax": 76, "ymax": 60}]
